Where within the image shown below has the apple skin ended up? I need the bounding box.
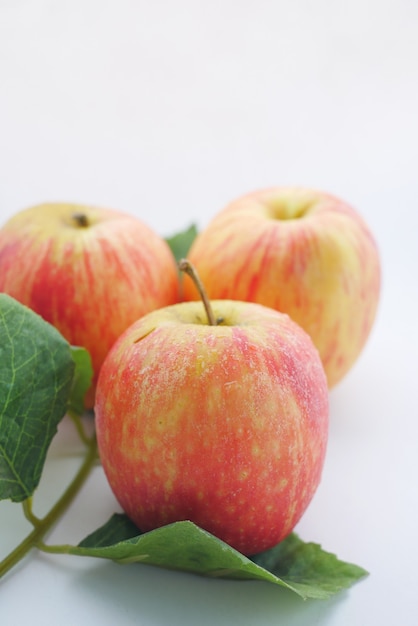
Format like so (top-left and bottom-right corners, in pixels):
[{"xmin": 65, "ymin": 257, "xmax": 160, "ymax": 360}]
[
  {"xmin": 0, "ymin": 203, "xmax": 180, "ymax": 408},
  {"xmin": 95, "ymin": 300, "xmax": 329, "ymax": 556},
  {"xmin": 182, "ymin": 187, "xmax": 381, "ymax": 388}
]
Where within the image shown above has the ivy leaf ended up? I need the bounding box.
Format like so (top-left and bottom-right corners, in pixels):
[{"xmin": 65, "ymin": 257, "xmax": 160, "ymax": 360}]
[
  {"xmin": 68, "ymin": 346, "xmax": 93, "ymax": 416},
  {"xmin": 0, "ymin": 294, "xmax": 78, "ymax": 502},
  {"xmin": 70, "ymin": 514, "xmax": 368, "ymax": 600},
  {"xmin": 166, "ymin": 224, "xmax": 198, "ymax": 262}
]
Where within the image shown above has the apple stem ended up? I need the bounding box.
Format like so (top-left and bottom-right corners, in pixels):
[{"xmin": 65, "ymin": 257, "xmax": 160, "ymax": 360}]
[
  {"xmin": 178, "ymin": 259, "xmax": 217, "ymax": 326},
  {"xmin": 72, "ymin": 212, "xmax": 89, "ymax": 228}
]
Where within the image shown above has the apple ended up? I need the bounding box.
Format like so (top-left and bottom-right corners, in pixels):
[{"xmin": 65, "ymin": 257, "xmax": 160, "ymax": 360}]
[
  {"xmin": 0, "ymin": 203, "xmax": 180, "ymax": 408},
  {"xmin": 95, "ymin": 276, "xmax": 329, "ymax": 556},
  {"xmin": 182, "ymin": 187, "xmax": 381, "ymax": 388}
]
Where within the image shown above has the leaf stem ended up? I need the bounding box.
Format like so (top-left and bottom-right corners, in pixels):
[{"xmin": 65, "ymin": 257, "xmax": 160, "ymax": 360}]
[
  {"xmin": 35, "ymin": 541, "xmax": 73, "ymax": 555},
  {"xmin": 22, "ymin": 498, "xmax": 41, "ymax": 527},
  {"xmin": 68, "ymin": 410, "xmax": 92, "ymax": 446},
  {"xmin": 0, "ymin": 435, "xmax": 98, "ymax": 580}
]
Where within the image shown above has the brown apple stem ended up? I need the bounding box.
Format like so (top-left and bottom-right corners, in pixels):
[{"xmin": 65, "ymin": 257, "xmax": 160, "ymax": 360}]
[
  {"xmin": 178, "ymin": 259, "xmax": 217, "ymax": 326},
  {"xmin": 72, "ymin": 212, "xmax": 89, "ymax": 228}
]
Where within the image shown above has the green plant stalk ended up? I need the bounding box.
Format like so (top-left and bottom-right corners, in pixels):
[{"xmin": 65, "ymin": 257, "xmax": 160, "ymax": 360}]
[
  {"xmin": 0, "ymin": 435, "xmax": 98, "ymax": 579},
  {"xmin": 22, "ymin": 498, "xmax": 41, "ymax": 526},
  {"xmin": 68, "ymin": 410, "xmax": 94, "ymax": 446}
]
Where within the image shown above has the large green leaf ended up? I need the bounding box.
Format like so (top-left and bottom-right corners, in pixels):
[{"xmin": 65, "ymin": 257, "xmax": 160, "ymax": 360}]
[
  {"xmin": 0, "ymin": 294, "xmax": 82, "ymax": 502},
  {"xmin": 70, "ymin": 514, "xmax": 368, "ymax": 600}
]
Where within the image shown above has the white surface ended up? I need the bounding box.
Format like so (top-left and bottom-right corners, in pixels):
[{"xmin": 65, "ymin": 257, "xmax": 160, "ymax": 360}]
[{"xmin": 1, "ymin": 1, "xmax": 417, "ymax": 624}]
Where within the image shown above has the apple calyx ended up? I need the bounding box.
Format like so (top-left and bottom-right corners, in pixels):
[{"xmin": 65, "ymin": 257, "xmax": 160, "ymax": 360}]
[
  {"xmin": 178, "ymin": 258, "xmax": 218, "ymax": 326},
  {"xmin": 71, "ymin": 212, "xmax": 90, "ymax": 228}
]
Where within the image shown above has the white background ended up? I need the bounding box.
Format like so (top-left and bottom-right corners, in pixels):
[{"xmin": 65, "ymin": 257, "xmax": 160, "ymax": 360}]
[{"xmin": 1, "ymin": 1, "xmax": 417, "ymax": 624}]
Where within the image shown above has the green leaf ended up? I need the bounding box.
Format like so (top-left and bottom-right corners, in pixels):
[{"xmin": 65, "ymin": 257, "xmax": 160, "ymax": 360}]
[
  {"xmin": 70, "ymin": 514, "xmax": 368, "ymax": 600},
  {"xmin": 0, "ymin": 294, "xmax": 75, "ymax": 502},
  {"xmin": 68, "ymin": 346, "xmax": 93, "ymax": 416},
  {"xmin": 252, "ymin": 533, "xmax": 368, "ymax": 599},
  {"xmin": 165, "ymin": 224, "xmax": 198, "ymax": 262}
]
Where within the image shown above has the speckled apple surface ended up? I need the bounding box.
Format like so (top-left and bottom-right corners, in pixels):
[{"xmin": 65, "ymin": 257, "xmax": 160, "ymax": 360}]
[{"xmin": 95, "ymin": 301, "xmax": 329, "ymax": 556}]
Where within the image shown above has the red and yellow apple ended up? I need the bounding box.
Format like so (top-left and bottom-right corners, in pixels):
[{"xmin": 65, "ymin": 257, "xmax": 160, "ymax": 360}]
[
  {"xmin": 182, "ymin": 187, "xmax": 381, "ymax": 387},
  {"xmin": 95, "ymin": 298, "xmax": 329, "ymax": 556},
  {"xmin": 0, "ymin": 203, "xmax": 180, "ymax": 407}
]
